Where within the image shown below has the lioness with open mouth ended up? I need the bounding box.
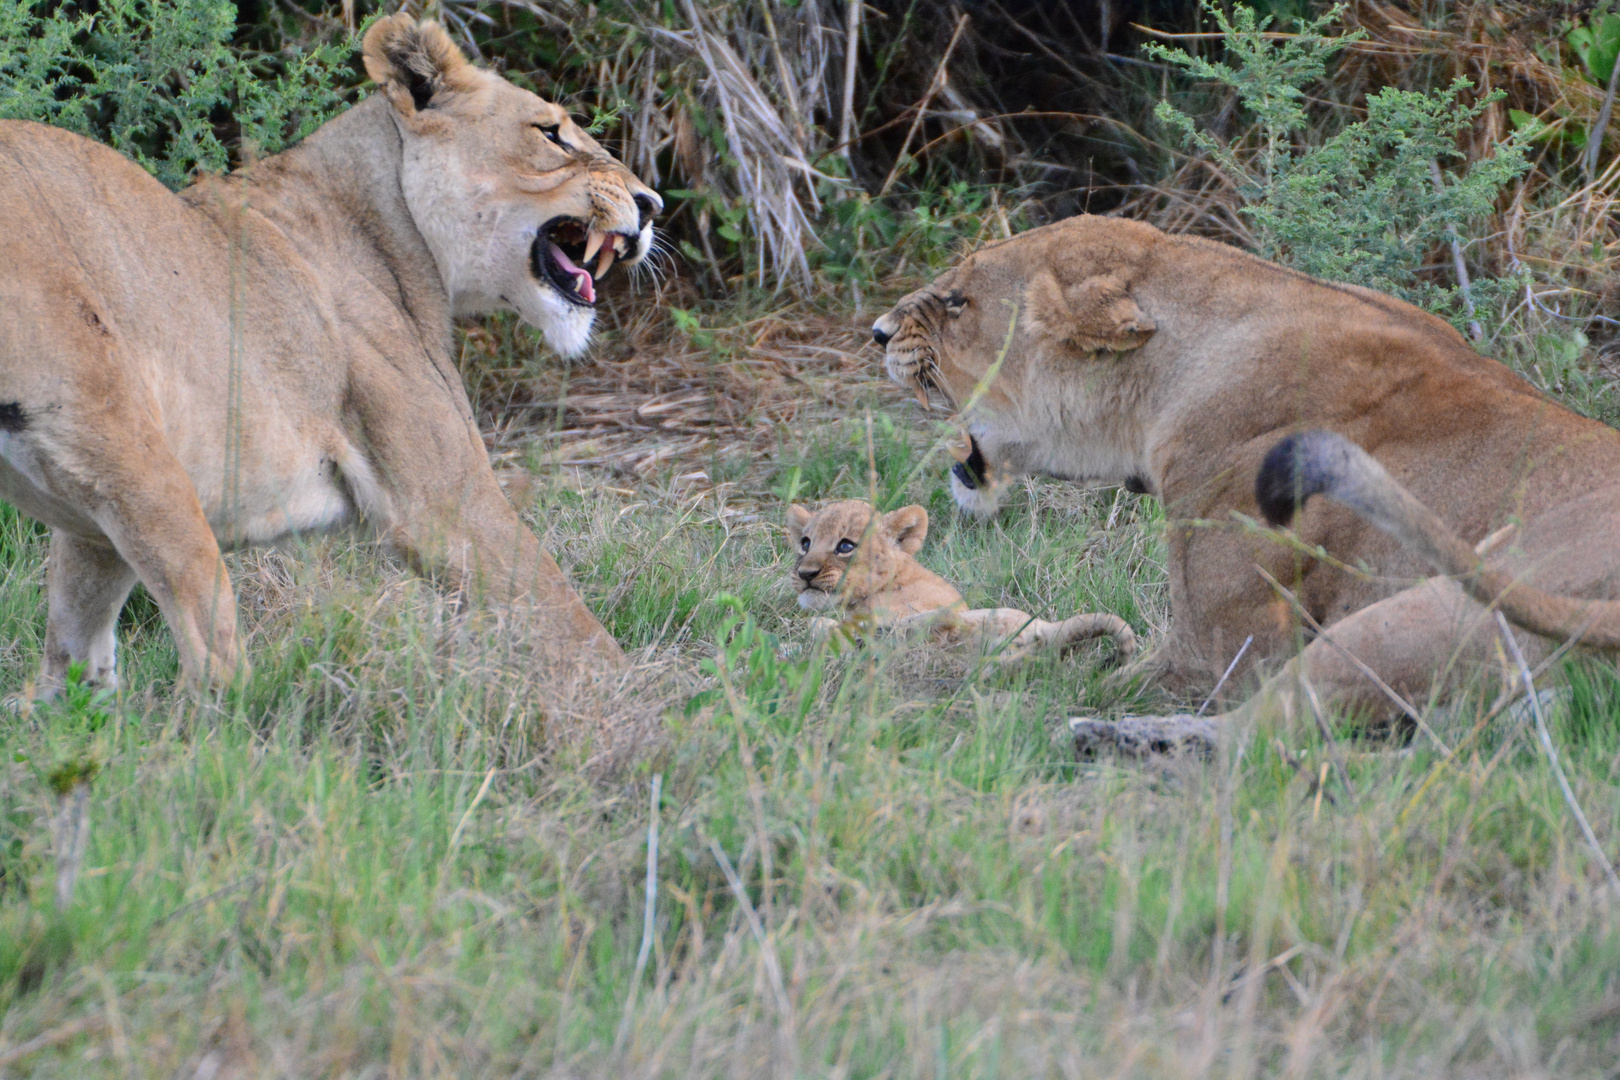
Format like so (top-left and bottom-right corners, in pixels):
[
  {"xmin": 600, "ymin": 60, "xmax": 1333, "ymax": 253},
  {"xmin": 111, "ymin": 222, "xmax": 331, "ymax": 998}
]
[
  {"xmin": 872, "ymin": 215, "xmax": 1620, "ymax": 753},
  {"xmin": 0, "ymin": 15, "xmax": 660, "ymax": 694}
]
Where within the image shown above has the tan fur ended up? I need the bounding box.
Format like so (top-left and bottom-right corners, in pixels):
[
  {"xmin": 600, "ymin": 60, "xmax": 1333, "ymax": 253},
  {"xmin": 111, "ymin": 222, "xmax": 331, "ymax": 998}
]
[
  {"xmin": 787, "ymin": 501, "xmax": 1135, "ymax": 661},
  {"xmin": 872, "ymin": 215, "xmax": 1620, "ymax": 741},
  {"xmin": 0, "ymin": 16, "xmax": 662, "ymax": 694}
]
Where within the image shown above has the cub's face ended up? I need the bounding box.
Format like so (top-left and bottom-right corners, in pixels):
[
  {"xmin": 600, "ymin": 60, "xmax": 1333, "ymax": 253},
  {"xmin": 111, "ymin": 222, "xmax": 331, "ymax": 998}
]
[
  {"xmin": 786, "ymin": 501, "xmax": 928, "ymax": 610},
  {"xmin": 364, "ymin": 15, "xmax": 662, "ymax": 359}
]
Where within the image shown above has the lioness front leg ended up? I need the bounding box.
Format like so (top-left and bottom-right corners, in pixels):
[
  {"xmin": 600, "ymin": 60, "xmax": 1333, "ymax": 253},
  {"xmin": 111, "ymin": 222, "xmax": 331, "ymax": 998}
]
[
  {"xmin": 397, "ymin": 483, "xmax": 621, "ymax": 668},
  {"xmin": 40, "ymin": 532, "xmax": 139, "ymax": 694},
  {"xmin": 353, "ymin": 396, "xmax": 621, "ymax": 671}
]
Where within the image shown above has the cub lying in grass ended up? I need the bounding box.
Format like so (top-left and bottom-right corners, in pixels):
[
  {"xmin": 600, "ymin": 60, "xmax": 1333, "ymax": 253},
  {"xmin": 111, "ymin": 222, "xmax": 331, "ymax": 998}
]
[{"xmin": 787, "ymin": 500, "xmax": 1135, "ymax": 663}]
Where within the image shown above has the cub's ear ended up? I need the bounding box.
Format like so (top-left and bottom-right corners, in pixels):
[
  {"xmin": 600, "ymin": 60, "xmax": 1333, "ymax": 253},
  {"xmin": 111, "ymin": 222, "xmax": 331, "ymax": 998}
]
[
  {"xmin": 1024, "ymin": 270, "xmax": 1155, "ymax": 355},
  {"xmin": 786, "ymin": 504, "xmax": 812, "ymax": 544},
  {"xmin": 883, "ymin": 505, "xmax": 929, "ymax": 555},
  {"xmin": 363, "ymin": 14, "xmax": 475, "ymax": 118}
]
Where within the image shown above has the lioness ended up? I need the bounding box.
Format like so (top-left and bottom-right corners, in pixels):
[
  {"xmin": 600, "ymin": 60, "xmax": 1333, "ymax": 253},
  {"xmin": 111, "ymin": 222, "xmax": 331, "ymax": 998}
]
[
  {"xmin": 788, "ymin": 500, "xmax": 1135, "ymax": 662},
  {"xmin": 871, "ymin": 215, "xmax": 1620, "ymax": 750},
  {"xmin": 0, "ymin": 15, "xmax": 661, "ymax": 694}
]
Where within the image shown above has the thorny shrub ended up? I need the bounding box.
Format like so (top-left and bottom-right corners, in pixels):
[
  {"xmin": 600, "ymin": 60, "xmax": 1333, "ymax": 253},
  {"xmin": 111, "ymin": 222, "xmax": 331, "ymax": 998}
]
[{"xmin": 1151, "ymin": 0, "xmax": 1534, "ymax": 329}]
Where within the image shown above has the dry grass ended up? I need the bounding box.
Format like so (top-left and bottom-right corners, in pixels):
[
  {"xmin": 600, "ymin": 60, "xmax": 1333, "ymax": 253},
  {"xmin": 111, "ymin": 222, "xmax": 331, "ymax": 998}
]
[{"xmin": 459, "ymin": 281, "xmax": 902, "ymax": 483}]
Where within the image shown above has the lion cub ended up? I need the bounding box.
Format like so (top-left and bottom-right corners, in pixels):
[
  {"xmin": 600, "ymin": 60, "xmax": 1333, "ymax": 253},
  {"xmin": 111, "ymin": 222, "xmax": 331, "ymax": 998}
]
[{"xmin": 786, "ymin": 500, "xmax": 1135, "ymax": 662}]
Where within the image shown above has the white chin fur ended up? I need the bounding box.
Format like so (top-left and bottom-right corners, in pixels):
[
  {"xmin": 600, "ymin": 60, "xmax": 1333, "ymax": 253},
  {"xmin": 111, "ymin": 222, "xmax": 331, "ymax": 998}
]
[
  {"xmin": 951, "ymin": 470, "xmax": 1002, "ymax": 518},
  {"xmin": 511, "ymin": 282, "xmax": 595, "ymax": 359},
  {"xmin": 797, "ymin": 590, "xmax": 834, "ymax": 612}
]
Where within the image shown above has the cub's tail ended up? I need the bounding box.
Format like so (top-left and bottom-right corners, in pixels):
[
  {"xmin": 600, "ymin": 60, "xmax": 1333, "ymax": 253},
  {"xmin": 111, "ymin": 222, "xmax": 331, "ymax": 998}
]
[
  {"xmin": 1042, "ymin": 612, "xmax": 1138, "ymax": 662},
  {"xmin": 1255, "ymin": 429, "xmax": 1620, "ymax": 651}
]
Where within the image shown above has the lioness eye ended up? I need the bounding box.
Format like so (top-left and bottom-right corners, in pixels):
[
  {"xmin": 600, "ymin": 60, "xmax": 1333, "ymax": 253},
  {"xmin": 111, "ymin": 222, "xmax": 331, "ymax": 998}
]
[
  {"xmin": 800, "ymin": 537, "xmax": 810, "ymax": 552},
  {"xmin": 943, "ymin": 290, "xmax": 967, "ymax": 316},
  {"xmin": 533, "ymin": 123, "xmax": 565, "ymax": 147},
  {"xmin": 836, "ymin": 539, "xmax": 856, "ymax": 554}
]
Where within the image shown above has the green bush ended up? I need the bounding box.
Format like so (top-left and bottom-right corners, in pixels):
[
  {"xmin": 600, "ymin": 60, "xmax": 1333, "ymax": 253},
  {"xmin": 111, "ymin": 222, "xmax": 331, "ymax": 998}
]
[
  {"xmin": 0, "ymin": 0, "xmax": 354, "ymax": 189},
  {"xmin": 1150, "ymin": 1, "xmax": 1532, "ymax": 325}
]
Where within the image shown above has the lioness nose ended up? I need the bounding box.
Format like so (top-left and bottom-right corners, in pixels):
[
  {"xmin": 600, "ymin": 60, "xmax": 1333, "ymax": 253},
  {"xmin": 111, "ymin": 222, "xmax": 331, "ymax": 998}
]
[
  {"xmin": 872, "ymin": 323, "xmax": 893, "ymax": 347},
  {"xmin": 634, "ymin": 193, "xmax": 660, "ymax": 230}
]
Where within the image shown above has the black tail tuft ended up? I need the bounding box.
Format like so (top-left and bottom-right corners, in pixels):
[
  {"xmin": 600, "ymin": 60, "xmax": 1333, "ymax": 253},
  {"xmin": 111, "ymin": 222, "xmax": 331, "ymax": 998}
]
[{"xmin": 1256, "ymin": 431, "xmax": 1337, "ymax": 527}]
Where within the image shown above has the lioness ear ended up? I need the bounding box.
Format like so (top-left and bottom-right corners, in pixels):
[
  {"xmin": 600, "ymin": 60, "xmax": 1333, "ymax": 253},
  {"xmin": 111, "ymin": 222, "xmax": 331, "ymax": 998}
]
[
  {"xmin": 884, "ymin": 505, "xmax": 929, "ymax": 555},
  {"xmin": 787, "ymin": 505, "xmax": 812, "ymax": 545},
  {"xmin": 363, "ymin": 14, "xmax": 475, "ymax": 117},
  {"xmin": 1024, "ymin": 270, "xmax": 1156, "ymax": 354}
]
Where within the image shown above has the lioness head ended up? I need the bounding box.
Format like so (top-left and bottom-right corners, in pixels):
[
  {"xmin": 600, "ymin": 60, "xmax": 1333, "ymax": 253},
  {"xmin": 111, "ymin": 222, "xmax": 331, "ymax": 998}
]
[
  {"xmin": 870, "ymin": 216, "xmax": 1162, "ymax": 515},
  {"xmin": 363, "ymin": 15, "xmax": 662, "ymax": 358},
  {"xmin": 786, "ymin": 501, "xmax": 928, "ymax": 611}
]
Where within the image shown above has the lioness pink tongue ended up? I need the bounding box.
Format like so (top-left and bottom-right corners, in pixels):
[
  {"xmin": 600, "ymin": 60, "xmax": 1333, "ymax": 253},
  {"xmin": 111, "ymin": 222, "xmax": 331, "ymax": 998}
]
[{"xmin": 549, "ymin": 243, "xmax": 595, "ymax": 304}]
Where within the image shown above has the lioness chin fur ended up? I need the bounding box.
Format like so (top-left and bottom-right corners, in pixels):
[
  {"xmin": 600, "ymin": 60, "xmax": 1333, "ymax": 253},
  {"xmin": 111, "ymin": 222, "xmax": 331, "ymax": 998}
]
[
  {"xmin": 787, "ymin": 500, "xmax": 1135, "ymax": 664},
  {"xmin": 0, "ymin": 15, "xmax": 661, "ymax": 695},
  {"xmin": 872, "ymin": 215, "xmax": 1620, "ymax": 752}
]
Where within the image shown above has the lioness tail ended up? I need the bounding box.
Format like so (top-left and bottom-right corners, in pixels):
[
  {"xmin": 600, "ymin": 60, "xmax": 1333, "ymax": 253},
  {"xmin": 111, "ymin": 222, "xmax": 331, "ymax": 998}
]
[{"xmin": 1255, "ymin": 430, "xmax": 1620, "ymax": 650}]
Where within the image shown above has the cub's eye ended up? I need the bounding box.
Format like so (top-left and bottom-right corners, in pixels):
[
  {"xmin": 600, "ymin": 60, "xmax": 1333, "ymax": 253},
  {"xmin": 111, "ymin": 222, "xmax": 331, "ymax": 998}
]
[
  {"xmin": 835, "ymin": 539, "xmax": 856, "ymax": 554},
  {"xmin": 943, "ymin": 290, "xmax": 967, "ymax": 317},
  {"xmin": 533, "ymin": 123, "xmax": 566, "ymax": 147},
  {"xmin": 800, "ymin": 536, "xmax": 810, "ymax": 553}
]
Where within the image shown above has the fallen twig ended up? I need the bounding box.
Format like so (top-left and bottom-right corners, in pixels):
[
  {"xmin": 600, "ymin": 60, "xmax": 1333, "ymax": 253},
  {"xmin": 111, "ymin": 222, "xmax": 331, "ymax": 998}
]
[
  {"xmin": 1587, "ymin": 42, "xmax": 1620, "ymax": 185},
  {"xmin": 615, "ymin": 773, "xmax": 662, "ymax": 1052},
  {"xmin": 1430, "ymin": 158, "xmax": 1482, "ymax": 341},
  {"xmin": 707, "ymin": 835, "xmax": 797, "ymax": 1031},
  {"xmin": 0, "ymin": 1014, "xmax": 105, "ymax": 1069},
  {"xmin": 1298, "ymin": 676, "xmax": 1355, "ymax": 803},
  {"xmin": 1495, "ymin": 611, "xmax": 1620, "ymax": 902},
  {"xmin": 878, "ymin": 13, "xmax": 970, "ymax": 197},
  {"xmin": 1197, "ymin": 634, "xmax": 1253, "ymax": 716}
]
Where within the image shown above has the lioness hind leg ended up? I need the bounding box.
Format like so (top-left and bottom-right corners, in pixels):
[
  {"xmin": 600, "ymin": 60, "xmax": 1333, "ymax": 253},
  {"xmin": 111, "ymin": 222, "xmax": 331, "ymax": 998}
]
[
  {"xmin": 39, "ymin": 532, "xmax": 138, "ymax": 696},
  {"xmin": 61, "ymin": 436, "xmax": 242, "ymax": 692},
  {"xmin": 1278, "ymin": 576, "xmax": 1545, "ymax": 718},
  {"xmin": 1069, "ymin": 577, "xmax": 1546, "ymax": 757},
  {"xmin": 94, "ymin": 496, "xmax": 240, "ymax": 692}
]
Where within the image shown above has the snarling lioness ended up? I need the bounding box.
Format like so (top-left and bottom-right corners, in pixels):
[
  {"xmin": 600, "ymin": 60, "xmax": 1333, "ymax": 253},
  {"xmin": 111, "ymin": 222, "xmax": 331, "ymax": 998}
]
[
  {"xmin": 872, "ymin": 215, "xmax": 1620, "ymax": 752},
  {"xmin": 0, "ymin": 15, "xmax": 661, "ymax": 694}
]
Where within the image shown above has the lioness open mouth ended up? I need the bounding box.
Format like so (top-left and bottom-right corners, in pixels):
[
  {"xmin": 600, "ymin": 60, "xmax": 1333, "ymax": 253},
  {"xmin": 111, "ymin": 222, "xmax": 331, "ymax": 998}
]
[{"xmin": 530, "ymin": 217, "xmax": 632, "ymax": 307}]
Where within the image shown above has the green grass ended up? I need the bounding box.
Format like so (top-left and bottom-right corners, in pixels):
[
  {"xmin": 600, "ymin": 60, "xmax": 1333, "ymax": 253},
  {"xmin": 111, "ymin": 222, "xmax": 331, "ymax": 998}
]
[{"xmin": 3, "ymin": 394, "xmax": 1620, "ymax": 1076}]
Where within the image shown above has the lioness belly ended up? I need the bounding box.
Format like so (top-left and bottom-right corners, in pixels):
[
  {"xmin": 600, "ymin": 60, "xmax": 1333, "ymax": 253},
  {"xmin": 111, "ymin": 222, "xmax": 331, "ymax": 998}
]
[
  {"xmin": 202, "ymin": 453, "xmax": 356, "ymax": 549},
  {"xmin": 0, "ymin": 424, "xmax": 357, "ymax": 551},
  {"xmin": 0, "ymin": 436, "xmax": 103, "ymax": 536}
]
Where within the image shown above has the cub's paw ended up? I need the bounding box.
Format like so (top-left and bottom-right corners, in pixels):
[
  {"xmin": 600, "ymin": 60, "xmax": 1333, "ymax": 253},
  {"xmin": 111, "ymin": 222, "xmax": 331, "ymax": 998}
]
[{"xmin": 808, "ymin": 616, "xmax": 841, "ymax": 642}]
